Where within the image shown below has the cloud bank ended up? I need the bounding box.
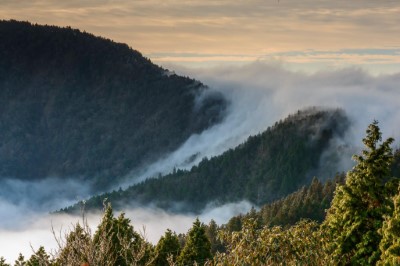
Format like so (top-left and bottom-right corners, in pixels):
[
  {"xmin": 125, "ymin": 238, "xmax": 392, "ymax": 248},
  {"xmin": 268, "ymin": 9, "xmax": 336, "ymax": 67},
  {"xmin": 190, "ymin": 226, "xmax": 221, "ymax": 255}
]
[
  {"xmin": 0, "ymin": 201, "xmax": 252, "ymax": 262},
  {"xmin": 122, "ymin": 62, "xmax": 400, "ymax": 186}
]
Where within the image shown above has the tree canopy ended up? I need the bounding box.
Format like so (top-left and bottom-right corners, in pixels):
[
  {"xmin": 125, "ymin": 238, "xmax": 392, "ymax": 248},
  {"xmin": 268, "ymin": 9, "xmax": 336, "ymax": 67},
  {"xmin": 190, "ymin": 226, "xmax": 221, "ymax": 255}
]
[{"xmin": 323, "ymin": 121, "xmax": 398, "ymax": 264}]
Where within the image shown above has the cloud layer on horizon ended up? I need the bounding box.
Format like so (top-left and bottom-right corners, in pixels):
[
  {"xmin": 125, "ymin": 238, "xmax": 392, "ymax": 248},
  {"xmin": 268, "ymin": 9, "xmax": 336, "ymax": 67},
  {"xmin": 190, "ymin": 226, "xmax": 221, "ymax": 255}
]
[{"xmin": 1, "ymin": 0, "xmax": 400, "ymax": 71}]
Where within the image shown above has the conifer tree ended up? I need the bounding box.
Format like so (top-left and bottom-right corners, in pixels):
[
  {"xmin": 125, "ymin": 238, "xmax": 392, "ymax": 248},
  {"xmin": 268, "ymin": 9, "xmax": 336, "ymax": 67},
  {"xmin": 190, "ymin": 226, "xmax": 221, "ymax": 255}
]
[
  {"xmin": 0, "ymin": 257, "xmax": 10, "ymax": 266},
  {"xmin": 14, "ymin": 253, "xmax": 26, "ymax": 266},
  {"xmin": 323, "ymin": 121, "xmax": 396, "ymax": 264},
  {"xmin": 178, "ymin": 218, "xmax": 212, "ymax": 265},
  {"xmin": 378, "ymin": 186, "xmax": 400, "ymax": 265},
  {"xmin": 153, "ymin": 229, "xmax": 181, "ymax": 266},
  {"xmin": 93, "ymin": 203, "xmax": 148, "ymax": 265},
  {"xmin": 26, "ymin": 247, "xmax": 51, "ymax": 266},
  {"xmin": 56, "ymin": 223, "xmax": 91, "ymax": 264},
  {"xmin": 205, "ymin": 219, "xmax": 225, "ymax": 254}
]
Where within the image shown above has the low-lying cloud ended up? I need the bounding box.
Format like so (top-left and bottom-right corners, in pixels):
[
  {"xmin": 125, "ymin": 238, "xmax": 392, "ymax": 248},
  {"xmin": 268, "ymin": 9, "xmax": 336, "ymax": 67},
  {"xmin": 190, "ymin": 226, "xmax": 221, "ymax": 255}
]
[
  {"xmin": 123, "ymin": 62, "xmax": 400, "ymax": 186},
  {"xmin": 0, "ymin": 178, "xmax": 91, "ymax": 229},
  {"xmin": 0, "ymin": 201, "xmax": 252, "ymax": 262},
  {"xmin": 176, "ymin": 61, "xmax": 400, "ymax": 142}
]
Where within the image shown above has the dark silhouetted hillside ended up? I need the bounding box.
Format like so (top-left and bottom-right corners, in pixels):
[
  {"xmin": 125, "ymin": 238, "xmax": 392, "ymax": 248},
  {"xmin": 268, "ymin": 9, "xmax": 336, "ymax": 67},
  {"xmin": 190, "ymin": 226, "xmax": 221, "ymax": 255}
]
[{"xmin": 0, "ymin": 20, "xmax": 226, "ymax": 189}]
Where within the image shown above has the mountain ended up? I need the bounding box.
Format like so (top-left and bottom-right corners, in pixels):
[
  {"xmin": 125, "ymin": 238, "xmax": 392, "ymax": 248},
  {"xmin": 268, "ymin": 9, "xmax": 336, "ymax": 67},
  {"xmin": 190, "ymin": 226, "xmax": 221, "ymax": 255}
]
[
  {"xmin": 64, "ymin": 108, "xmax": 350, "ymax": 213},
  {"xmin": 0, "ymin": 20, "xmax": 226, "ymax": 189}
]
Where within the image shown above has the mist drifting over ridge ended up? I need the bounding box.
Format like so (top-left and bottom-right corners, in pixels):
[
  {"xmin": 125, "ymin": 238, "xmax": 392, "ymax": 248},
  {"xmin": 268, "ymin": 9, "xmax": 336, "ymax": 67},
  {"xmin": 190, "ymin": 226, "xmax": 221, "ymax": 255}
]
[
  {"xmin": 122, "ymin": 62, "xmax": 400, "ymax": 188},
  {"xmin": 181, "ymin": 62, "xmax": 400, "ymax": 147}
]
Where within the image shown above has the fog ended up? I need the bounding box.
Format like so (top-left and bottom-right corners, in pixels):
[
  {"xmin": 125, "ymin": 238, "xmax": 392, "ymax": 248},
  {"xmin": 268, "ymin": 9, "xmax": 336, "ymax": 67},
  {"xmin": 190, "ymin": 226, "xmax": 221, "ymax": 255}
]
[
  {"xmin": 0, "ymin": 200, "xmax": 252, "ymax": 262},
  {"xmin": 1, "ymin": 62, "xmax": 400, "ymax": 261},
  {"xmin": 123, "ymin": 62, "xmax": 400, "ymax": 186},
  {"xmin": 173, "ymin": 61, "xmax": 400, "ymax": 148}
]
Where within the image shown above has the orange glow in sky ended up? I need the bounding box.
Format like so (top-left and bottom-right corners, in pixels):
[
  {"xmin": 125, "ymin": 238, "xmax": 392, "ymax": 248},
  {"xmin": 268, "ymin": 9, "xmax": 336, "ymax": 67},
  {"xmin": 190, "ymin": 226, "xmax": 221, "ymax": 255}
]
[{"xmin": 1, "ymin": 0, "xmax": 399, "ymax": 72}]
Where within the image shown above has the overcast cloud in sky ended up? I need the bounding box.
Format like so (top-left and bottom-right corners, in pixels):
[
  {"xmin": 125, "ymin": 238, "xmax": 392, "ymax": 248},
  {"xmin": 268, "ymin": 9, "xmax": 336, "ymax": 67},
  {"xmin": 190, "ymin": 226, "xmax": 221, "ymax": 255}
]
[{"xmin": 1, "ymin": 0, "xmax": 400, "ymax": 72}]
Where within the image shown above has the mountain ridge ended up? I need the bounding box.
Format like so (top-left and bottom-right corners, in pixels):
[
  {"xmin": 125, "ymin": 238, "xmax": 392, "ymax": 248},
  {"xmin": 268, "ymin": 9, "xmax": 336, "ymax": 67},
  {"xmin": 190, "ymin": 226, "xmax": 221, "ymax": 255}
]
[
  {"xmin": 0, "ymin": 20, "xmax": 227, "ymax": 189},
  {"xmin": 63, "ymin": 108, "xmax": 350, "ymax": 213}
]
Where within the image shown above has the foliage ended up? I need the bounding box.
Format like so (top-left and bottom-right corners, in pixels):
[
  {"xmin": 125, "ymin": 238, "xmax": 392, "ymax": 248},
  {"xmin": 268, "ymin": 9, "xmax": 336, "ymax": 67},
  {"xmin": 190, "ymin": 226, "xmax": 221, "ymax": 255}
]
[
  {"xmin": 322, "ymin": 121, "xmax": 398, "ymax": 265},
  {"xmin": 152, "ymin": 229, "xmax": 181, "ymax": 266},
  {"xmin": 178, "ymin": 218, "xmax": 212, "ymax": 265},
  {"xmin": 14, "ymin": 254, "xmax": 26, "ymax": 266},
  {"xmin": 54, "ymin": 204, "xmax": 153, "ymax": 265},
  {"xmin": 0, "ymin": 20, "xmax": 226, "ymax": 189},
  {"xmin": 70, "ymin": 108, "xmax": 349, "ymax": 213},
  {"xmin": 213, "ymin": 219, "xmax": 327, "ymax": 265},
  {"xmin": 224, "ymin": 175, "xmax": 344, "ymax": 232},
  {"xmin": 26, "ymin": 247, "xmax": 51, "ymax": 266},
  {"xmin": 0, "ymin": 257, "xmax": 10, "ymax": 266},
  {"xmin": 205, "ymin": 220, "xmax": 226, "ymax": 255},
  {"xmin": 55, "ymin": 222, "xmax": 91, "ymax": 264},
  {"xmin": 378, "ymin": 186, "xmax": 400, "ymax": 265}
]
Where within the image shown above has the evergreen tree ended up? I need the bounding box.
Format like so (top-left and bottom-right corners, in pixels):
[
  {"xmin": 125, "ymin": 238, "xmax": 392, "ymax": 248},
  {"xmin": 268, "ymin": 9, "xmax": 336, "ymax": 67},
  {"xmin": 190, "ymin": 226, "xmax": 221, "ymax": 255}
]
[
  {"xmin": 0, "ymin": 257, "xmax": 10, "ymax": 266},
  {"xmin": 26, "ymin": 247, "xmax": 50, "ymax": 266},
  {"xmin": 378, "ymin": 186, "xmax": 400, "ymax": 265},
  {"xmin": 56, "ymin": 223, "xmax": 91, "ymax": 265},
  {"xmin": 323, "ymin": 121, "xmax": 397, "ymax": 264},
  {"xmin": 14, "ymin": 253, "xmax": 26, "ymax": 266},
  {"xmin": 214, "ymin": 218, "xmax": 326, "ymax": 265},
  {"xmin": 153, "ymin": 229, "xmax": 181, "ymax": 266},
  {"xmin": 178, "ymin": 218, "xmax": 212, "ymax": 265},
  {"xmin": 205, "ymin": 219, "xmax": 225, "ymax": 254},
  {"xmin": 93, "ymin": 203, "xmax": 148, "ymax": 265}
]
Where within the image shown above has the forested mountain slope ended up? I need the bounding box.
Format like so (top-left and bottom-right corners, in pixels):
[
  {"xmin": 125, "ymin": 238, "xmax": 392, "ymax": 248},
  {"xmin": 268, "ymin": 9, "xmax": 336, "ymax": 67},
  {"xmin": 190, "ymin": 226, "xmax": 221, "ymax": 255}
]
[
  {"xmin": 0, "ymin": 20, "xmax": 226, "ymax": 189},
  {"xmin": 65, "ymin": 108, "xmax": 350, "ymax": 212},
  {"xmin": 223, "ymin": 146, "xmax": 400, "ymax": 232}
]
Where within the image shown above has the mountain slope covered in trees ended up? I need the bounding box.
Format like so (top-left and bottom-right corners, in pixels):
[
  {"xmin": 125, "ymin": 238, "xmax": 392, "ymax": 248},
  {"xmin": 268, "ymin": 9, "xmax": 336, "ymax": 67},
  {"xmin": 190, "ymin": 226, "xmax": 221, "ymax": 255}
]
[
  {"xmin": 224, "ymin": 149, "xmax": 400, "ymax": 232},
  {"xmin": 3, "ymin": 122, "xmax": 399, "ymax": 265},
  {"xmin": 0, "ymin": 20, "xmax": 226, "ymax": 189},
  {"xmin": 65, "ymin": 108, "xmax": 350, "ymax": 212}
]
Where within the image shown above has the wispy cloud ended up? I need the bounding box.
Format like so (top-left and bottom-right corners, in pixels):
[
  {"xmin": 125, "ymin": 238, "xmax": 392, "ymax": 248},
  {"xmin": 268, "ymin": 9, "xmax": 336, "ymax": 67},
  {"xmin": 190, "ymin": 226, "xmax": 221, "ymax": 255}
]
[
  {"xmin": 150, "ymin": 48, "xmax": 400, "ymax": 74},
  {"xmin": 1, "ymin": 0, "xmax": 400, "ymax": 69}
]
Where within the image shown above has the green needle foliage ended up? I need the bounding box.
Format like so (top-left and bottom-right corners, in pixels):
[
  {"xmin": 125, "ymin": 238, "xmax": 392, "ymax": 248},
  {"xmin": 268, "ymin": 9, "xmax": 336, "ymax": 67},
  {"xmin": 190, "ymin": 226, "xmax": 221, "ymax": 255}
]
[
  {"xmin": 214, "ymin": 218, "xmax": 326, "ymax": 265},
  {"xmin": 92, "ymin": 203, "xmax": 151, "ymax": 266},
  {"xmin": 26, "ymin": 247, "xmax": 51, "ymax": 266},
  {"xmin": 153, "ymin": 229, "xmax": 181, "ymax": 266},
  {"xmin": 14, "ymin": 254, "xmax": 26, "ymax": 266},
  {"xmin": 323, "ymin": 121, "xmax": 398, "ymax": 265},
  {"xmin": 378, "ymin": 186, "xmax": 400, "ymax": 265},
  {"xmin": 178, "ymin": 218, "xmax": 212, "ymax": 265},
  {"xmin": 0, "ymin": 257, "xmax": 10, "ymax": 266},
  {"xmin": 54, "ymin": 203, "xmax": 153, "ymax": 266}
]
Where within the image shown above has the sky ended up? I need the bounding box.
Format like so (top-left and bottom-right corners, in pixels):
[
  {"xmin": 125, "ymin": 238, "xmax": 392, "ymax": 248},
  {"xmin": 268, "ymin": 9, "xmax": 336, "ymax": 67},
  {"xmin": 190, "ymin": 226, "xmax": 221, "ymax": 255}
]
[{"xmin": 1, "ymin": 0, "xmax": 400, "ymax": 73}]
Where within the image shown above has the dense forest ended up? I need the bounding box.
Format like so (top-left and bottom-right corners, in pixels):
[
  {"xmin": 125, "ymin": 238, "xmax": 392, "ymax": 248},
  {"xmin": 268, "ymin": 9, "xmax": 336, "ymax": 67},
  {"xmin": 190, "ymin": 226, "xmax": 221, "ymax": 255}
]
[
  {"xmin": 2, "ymin": 121, "xmax": 399, "ymax": 265},
  {"xmin": 63, "ymin": 108, "xmax": 350, "ymax": 213},
  {"xmin": 0, "ymin": 20, "xmax": 226, "ymax": 189}
]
